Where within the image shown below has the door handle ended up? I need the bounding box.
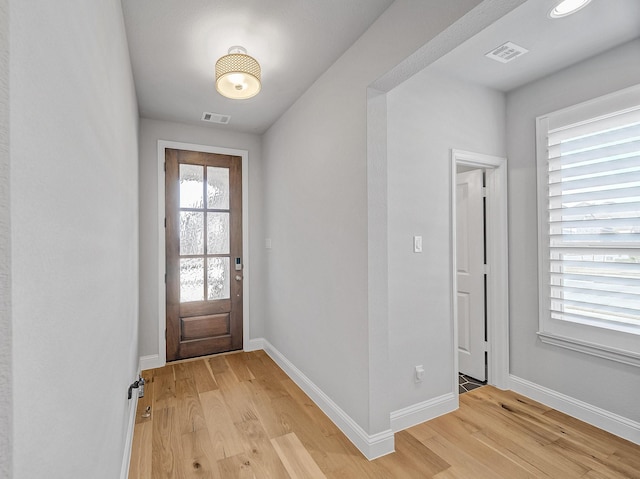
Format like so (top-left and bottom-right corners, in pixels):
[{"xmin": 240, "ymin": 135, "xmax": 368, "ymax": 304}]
[{"xmin": 235, "ymin": 275, "xmax": 243, "ymax": 281}]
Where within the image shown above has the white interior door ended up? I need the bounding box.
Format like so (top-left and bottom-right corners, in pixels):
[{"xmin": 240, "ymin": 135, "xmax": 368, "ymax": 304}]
[{"xmin": 456, "ymin": 169, "xmax": 486, "ymax": 381}]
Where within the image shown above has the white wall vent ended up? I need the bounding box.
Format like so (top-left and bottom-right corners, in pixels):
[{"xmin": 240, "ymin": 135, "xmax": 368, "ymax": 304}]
[
  {"xmin": 201, "ymin": 112, "xmax": 231, "ymax": 124},
  {"xmin": 485, "ymin": 41, "xmax": 529, "ymax": 64}
]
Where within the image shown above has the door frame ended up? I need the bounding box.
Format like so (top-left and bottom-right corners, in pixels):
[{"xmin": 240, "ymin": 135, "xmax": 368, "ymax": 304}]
[
  {"xmin": 450, "ymin": 149, "xmax": 509, "ymax": 391},
  {"xmin": 156, "ymin": 140, "xmax": 250, "ymax": 366}
]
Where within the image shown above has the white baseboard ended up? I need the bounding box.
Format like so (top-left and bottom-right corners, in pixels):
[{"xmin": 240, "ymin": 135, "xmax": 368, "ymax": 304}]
[
  {"xmin": 120, "ymin": 373, "xmax": 141, "ymax": 479},
  {"xmin": 390, "ymin": 393, "xmax": 457, "ymax": 433},
  {"xmin": 243, "ymin": 338, "xmax": 265, "ymax": 352},
  {"xmin": 139, "ymin": 354, "xmax": 164, "ymax": 371},
  {"xmin": 510, "ymin": 375, "xmax": 640, "ymax": 446},
  {"xmin": 260, "ymin": 338, "xmax": 395, "ymax": 460}
]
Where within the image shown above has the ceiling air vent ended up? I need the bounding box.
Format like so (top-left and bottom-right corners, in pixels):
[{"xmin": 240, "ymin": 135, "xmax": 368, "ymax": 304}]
[
  {"xmin": 485, "ymin": 41, "xmax": 529, "ymax": 64},
  {"xmin": 201, "ymin": 112, "xmax": 231, "ymax": 124}
]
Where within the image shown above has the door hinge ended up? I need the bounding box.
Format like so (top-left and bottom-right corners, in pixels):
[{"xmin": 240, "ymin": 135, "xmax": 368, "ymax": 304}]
[
  {"xmin": 165, "ymin": 329, "xmax": 167, "ymax": 339},
  {"xmin": 164, "ymin": 162, "xmax": 166, "ymax": 172},
  {"xmin": 164, "ymin": 273, "xmax": 167, "ymax": 284},
  {"xmin": 482, "ymin": 186, "xmax": 487, "ymax": 197},
  {"xmin": 164, "ymin": 217, "xmax": 166, "ymax": 228},
  {"xmin": 483, "ymin": 264, "xmax": 489, "ymax": 275},
  {"xmin": 483, "ymin": 341, "xmax": 489, "ymax": 352}
]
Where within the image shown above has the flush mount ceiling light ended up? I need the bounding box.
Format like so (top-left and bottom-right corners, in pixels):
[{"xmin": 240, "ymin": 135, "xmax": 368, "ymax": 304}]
[
  {"xmin": 215, "ymin": 46, "xmax": 261, "ymax": 100},
  {"xmin": 548, "ymin": 0, "xmax": 592, "ymax": 18}
]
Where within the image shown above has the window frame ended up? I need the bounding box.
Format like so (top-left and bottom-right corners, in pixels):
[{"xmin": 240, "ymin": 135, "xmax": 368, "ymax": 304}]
[{"xmin": 536, "ymin": 84, "xmax": 640, "ymax": 367}]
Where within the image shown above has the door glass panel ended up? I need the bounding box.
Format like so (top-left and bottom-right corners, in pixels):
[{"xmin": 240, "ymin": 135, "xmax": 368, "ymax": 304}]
[
  {"xmin": 180, "ymin": 211, "xmax": 204, "ymax": 255},
  {"xmin": 180, "ymin": 164, "xmax": 204, "ymax": 208},
  {"xmin": 207, "ymin": 167, "xmax": 229, "ymax": 209},
  {"xmin": 180, "ymin": 258, "xmax": 204, "ymax": 302},
  {"xmin": 207, "ymin": 213, "xmax": 230, "ymax": 254},
  {"xmin": 207, "ymin": 257, "xmax": 230, "ymax": 300}
]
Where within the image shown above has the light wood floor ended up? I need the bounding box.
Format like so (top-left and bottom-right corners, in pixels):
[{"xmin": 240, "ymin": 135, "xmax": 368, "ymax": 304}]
[{"xmin": 129, "ymin": 351, "xmax": 640, "ymax": 478}]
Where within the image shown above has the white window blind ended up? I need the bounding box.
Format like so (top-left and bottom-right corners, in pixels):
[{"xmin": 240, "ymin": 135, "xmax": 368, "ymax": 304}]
[{"xmin": 545, "ymin": 106, "xmax": 640, "ymax": 329}]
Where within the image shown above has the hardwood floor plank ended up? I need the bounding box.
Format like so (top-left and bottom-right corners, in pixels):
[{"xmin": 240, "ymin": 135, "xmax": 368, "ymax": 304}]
[
  {"xmin": 216, "ymin": 374, "xmax": 260, "ymax": 424},
  {"xmin": 432, "ymin": 467, "xmax": 477, "ymax": 479},
  {"xmin": 153, "ymin": 372, "xmax": 178, "ymax": 410},
  {"xmin": 217, "ymin": 453, "xmax": 258, "ymax": 479},
  {"xmin": 545, "ymin": 438, "xmax": 636, "ymax": 479},
  {"xmin": 192, "ymin": 359, "xmax": 219, "ymax": 393},
  {"xmin": 175, "ymin": 377, "xmax": 208, "ymax": 435},
  {"xmin": 174, "ymin": 362, "xmax": 195, "ymax": 381},
  {"xmin": 375, "ymin": 431, "xmax": 449, "ymax": 478},
  {"xmin": 280, "ymin": 378, "xmax": 341, "ymax": 438},
  {"xmin": 455, "ymin": 392, "xmax": 589, "ymax": 477},
  {"xmin": 583, "ymin": 469, "xmax": 624, "ymax": 479},
  {"xmin": 226, "ymin": 352, "xmax": 256, "ymax": 382},
  {"xmin": 179, "ymin": 428, "xmax": 222, "ymax": 478},
  {"xmin": 129, "ymin": 420, "xmax": 152, "ymax": 479},
  {"xmin": 235, "ymin": 416, "xmax": 291, "ymax": 478},
  {"xmin": 453, "ymin": 404, "xmax": 578, "ymax": 477},
  {"xmin": 199, "ymin": 389, "xmax": 246, "ymax": 460},
  {"xmin": 271, "ymin": 432, "xmax": 327, "ymax": 479},
  {"xmin": 473, "ymin": 388, "xmax": 639, "ymax": 478},
  {"xmin": 410, "ymin": 428, "xmax": 520, "ymax": 479},
  {"xmin": 318, "ymin": 431, "xmax": 388, "ymax": 479},
  {"xmin": 152, "ymin": 406, "xmax": 184, "ymax": 479},
  {"xmin": 414, "ymin": 413, "xmax": 542, "ymax": 478},
  {"xmin": 544, "ymin": 408, "xmax": 638, "ymax": 458},
  {"xmin": 245, "ymin": 353, "xmax": 289, "ymax": 383},
  {"xmin": 207, "ymin": 355, "xmax": 230, "ymax": 375},
  {"xmin": 611, "ymin": 449, "xmax": 640, "ymax": 475}
]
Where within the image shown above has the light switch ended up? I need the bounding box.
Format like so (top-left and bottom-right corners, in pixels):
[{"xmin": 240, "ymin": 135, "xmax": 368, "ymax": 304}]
[{"xmin": 413, "ymin": 235, "xmax": 422, "ymax": 253}]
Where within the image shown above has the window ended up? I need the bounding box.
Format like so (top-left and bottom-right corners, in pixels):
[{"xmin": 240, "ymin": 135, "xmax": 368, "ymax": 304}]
[{"xmin": 536, "ymin": 85, "xmax": 640, "ymax": 366}]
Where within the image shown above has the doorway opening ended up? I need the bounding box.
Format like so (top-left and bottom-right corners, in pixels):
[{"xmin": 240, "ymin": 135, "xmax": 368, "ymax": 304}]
[
  {"xmin": 451, "ymin": 149, "xmax": 510, "ymax": 395},
  {"xmin": 151, "ymin": 140, "xmax": 251, "ymax": 369}
]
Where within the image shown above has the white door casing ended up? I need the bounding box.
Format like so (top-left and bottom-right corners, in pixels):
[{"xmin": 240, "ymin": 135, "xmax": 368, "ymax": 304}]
[
  {"xmin": 450, "ymin": 149, "xmax": 510, "ymax": 392},
  {"xmin": 456, "ymin": 169, "xmax": 486, "ymax": 381}
]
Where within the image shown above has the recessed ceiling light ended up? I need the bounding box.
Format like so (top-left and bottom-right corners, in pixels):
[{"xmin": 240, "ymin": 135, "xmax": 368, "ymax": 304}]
[{"xmin": 548, "ymin": 0, "xmax": 592, "ymax": 18}]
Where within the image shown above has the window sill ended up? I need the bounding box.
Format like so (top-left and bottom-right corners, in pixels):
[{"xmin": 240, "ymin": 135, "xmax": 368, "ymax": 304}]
[{"xmin": 537, "ymin": 331, "xmax": 640, "ymax": 368}]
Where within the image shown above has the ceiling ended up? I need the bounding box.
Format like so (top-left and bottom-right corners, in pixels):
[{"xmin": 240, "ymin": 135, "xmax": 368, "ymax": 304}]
[
  {"xmin": 429, "ymin": 0, "xmax": 640, "ymax": 92},
  {"xmin": 121, "ymin": 0, "xmax": 393, "ymax": 134},
  {"xmin": 122, "ymin": 0, "xmax": 640, "ymax": 135}
]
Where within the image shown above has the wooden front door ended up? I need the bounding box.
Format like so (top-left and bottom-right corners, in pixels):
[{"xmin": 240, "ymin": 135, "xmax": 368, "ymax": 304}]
[{"xmin": 165, "ymin": 148, "xmax": 243, "ymax": 361}]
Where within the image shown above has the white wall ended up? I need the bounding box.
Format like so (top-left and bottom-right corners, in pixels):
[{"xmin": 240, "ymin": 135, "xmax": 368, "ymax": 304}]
[
  {"xmin": 507, "ymin": 39, "xmax": 640, "ymax": 422},
  {"xmin": 138, "ymin": 118, "xmax": 264, "ymax": 358},
  {"xmin": 386, "ymin": 71, "xmax": 506, "ymax": 412},
  {"xmin": 0, "ymin": 0, "xmax": 11, "ymax": 476},
  {"xmin": 261, "ymin": 0, "xmax": 485, "ymax": 434},
  {"xmin": 10, "ymin": 1, "xmax": 140, "ymax": 477}
]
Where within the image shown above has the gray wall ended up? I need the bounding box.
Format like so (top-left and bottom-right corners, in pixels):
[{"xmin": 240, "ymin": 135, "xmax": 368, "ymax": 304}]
[
  {"xmin": 0, "ymin": 0, "xmax": 11, "ymax": 476},
  {"xmin": 261, "ymin": 0, "xmax": 483, "ymax": 433},
  {"xmin": 386, "ymin": 71, "xmax": 506, "ymax": 412},
  {"xmin": 507, "ymin": 39, "xmax": 640, "ymax": 422},
  {"xmin": 10, "ymin": 1, "xmax": 140, "ymax": 477},
  {"xmin": 138, "ymin": 118, "xmax": 264, "ymax": 358}
]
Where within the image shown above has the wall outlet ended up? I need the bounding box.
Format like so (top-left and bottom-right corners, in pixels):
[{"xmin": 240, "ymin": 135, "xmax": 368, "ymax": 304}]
[{"xmin": 414, "ymin": 365, "xmax": 425, "ymax": 382}]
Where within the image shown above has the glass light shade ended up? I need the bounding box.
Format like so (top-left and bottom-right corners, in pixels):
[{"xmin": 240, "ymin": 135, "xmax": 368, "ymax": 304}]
[
  {"xmin": 215, "ymin": 50, "xmax": 261, "ymax": 100},
  {"xmin": 549, "ymin": 0, "xmax": 592, "ymax": 18}
]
